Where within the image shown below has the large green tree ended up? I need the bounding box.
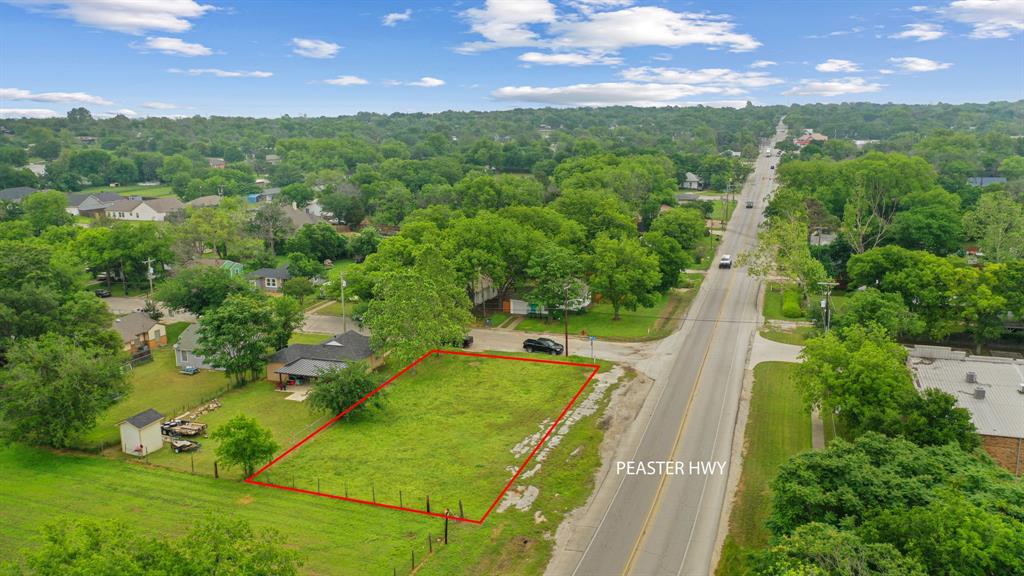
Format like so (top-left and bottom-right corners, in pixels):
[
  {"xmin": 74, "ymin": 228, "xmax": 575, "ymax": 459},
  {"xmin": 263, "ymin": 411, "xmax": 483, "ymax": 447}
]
[
  {"xmin": 963, "ymin": 191, "xmax": 1024, "ymax": 262},
  {"xmin": 587, "ymin": 235, "xmax": 661, "ymax": 321},
  {"xmin": 307, "ymin": 361, "xmax": 382, "ymax": 419},
  {"xmin": 155, "ymin": 266, "xmax": 253, "ymax": 315},
  {"xmin": 0, "ymin": 334, "xmax": 128, "ymax": 447},
  {"xmin": 195, "ymin": 293, "xmax": 276, "ymax": 384},
  {"xmin": 211, "ymin": 415, "xmax": 280, "ymax": 478}
]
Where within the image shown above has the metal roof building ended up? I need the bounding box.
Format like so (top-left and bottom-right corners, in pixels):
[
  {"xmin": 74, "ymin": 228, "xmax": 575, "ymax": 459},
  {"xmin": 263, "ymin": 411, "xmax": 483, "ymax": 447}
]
[{"xmin": 910, "ymin": 346, "xmax": 1024, "ymax": 475}]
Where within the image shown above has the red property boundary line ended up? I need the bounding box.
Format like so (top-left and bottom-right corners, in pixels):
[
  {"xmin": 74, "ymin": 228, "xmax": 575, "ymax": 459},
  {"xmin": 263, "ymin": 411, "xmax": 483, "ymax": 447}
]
[{"xmin": 245, "ymin": 349, "xmax": 601, "ymax": 525}]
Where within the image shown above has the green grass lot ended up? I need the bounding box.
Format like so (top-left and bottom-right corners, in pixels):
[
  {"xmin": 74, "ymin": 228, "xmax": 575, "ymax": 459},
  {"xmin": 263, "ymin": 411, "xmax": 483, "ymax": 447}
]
[
  {"xmin": 74, "ymin": 345, "xmax": 234, "ymax": 451},
  {"xmin": 716, "ymin": 362, "xmax": 812, "ymax": 576},
  {"xmin": 2, "ymin": 356, "xmax": 622, "ymax": 576},
  {"xmin": 762, "ymin": 282, "xmax": 808, "ymax": 321},
  {"xmin": 260, "ymin": 353, "xmax": 597, "ymax": 519},
  {"xmin": 710, "ymin": 200, "xmax": 738, "ymax": 223},
  {"xmin": 689, "ymin": 235, "xmax": 722, "ymax": 271},
  {"xmin": 515, "ymin": 282, "xmax": 701, "ymax": 341},
  {"xmin": 758, "ymin": 326, "xmax": 816, "ymax": 346},
  {"xmin": 482, "ymin": 311, "xmax": 510, "ymax": 328},
  {"xmin": 82, "ymin": 183, "xmax": 177, "ymax": 198},
  {"xmin": 310, "ymin": 301, "xmax": 347, "ymax": 316},
  {"xmin": 289, "ymin": 332, "xmax": 334, "ymax": 345}
]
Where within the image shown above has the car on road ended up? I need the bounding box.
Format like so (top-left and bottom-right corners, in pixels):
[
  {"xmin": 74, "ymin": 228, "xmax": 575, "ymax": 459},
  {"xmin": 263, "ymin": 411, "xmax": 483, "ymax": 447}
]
[
  {"xmin": 745, "ymin": 200, "xmax": 754, "ymax": 208},
  {"xmin": 719, "ymin": 255, "xmax": 733, "ymax": 269},
  {"xmin": 770, "ymin": 164, "xmax": 775, "ymax": 170},
  {"xmin": 523, "ymin": 337, "xmax": 564, "ymax": 355},
  {"xmin": 94, "ymin": 288, "xmax": 112, "ymax": 297}
]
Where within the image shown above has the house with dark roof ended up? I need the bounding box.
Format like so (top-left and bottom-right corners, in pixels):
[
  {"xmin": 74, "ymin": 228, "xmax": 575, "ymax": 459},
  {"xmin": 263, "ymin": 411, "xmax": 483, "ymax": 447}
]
[
  {"xmin": 266, "ymin": 331, "xmax": 377, "ymax": 385},
  {"xmin": 682, "ymin": 172, "xmax": 704, "ymax": 190},
  {"xmin": 173, "ymin": 323, "xmax": 216, "ymax": 370},
  {"xmin": 119, "ymin": 408, "xmax": 164, "ymax": 456},
  {"xmin": 0, "ymin": 186, "xmax": 37, "ymax": 202},
  {"xmin": 248, "ymin": 264, "xmax": 290, "ymax": 292}
]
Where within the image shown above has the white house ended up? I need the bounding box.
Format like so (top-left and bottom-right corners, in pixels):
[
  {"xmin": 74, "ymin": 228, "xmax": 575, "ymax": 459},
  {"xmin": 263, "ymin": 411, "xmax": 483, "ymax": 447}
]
[
  {"xmin": 105, "ymin": 197, "xmax": 184, "ymax": 221},
  {"xmin": 119, "ymin": 408, "xmax": 164, "ymax": 457},
  {"xmin": 682, "ymin": 172, "xmax": 704, "ymax": 190}
]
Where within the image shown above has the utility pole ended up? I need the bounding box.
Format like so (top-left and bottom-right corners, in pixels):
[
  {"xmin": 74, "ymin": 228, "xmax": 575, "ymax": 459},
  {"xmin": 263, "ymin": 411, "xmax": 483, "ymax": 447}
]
[
  {"xmin": 340, "ymin": 270, "xmax": 347, "ymax": 333},
  {"xmin": 143, "ymin": 257, "xmax": 155, "ymax": 295},
  {"xmin": 817, "ymin": 281, "xmax": 839, "ymax": 333},
  {"xmin": 562, "ymin": 282, "xmax": 570, "ymax": 357}
]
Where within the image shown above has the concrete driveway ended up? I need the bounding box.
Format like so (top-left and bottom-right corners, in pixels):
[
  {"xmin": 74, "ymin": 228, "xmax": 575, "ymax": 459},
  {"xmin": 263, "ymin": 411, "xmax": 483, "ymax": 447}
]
[{"xmin": 103, "ymin": 296, "xmax": 196, "ymax": 323}]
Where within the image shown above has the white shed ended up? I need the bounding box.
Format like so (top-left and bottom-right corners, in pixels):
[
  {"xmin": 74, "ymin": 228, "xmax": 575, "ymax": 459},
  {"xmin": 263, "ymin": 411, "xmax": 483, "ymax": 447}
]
[{"xmin": 119, "ymin": 408, "xmax": 164, "ymax": 457}]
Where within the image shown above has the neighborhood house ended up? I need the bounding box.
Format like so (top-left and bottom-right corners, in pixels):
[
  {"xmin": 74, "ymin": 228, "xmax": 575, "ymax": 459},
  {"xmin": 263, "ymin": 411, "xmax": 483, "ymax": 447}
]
[
  {"xmin": 248, "ymin": 264, "xmax": 290, "ymax": 292},
  {"xmin": 173, "ymin": 323, "xmax": 216, "ymax": 370},
  {"xmin": 682, "ymin": 172, "xmax": 704, "ymax": 190},
  {"xmin": 105, "ymin": 197, "xmax": 184, "ymax": 222},
  {"xmin": 113, "ymin": 311, "xmax": 167, "ymax": 353},
  {"xmin": 267, "ymin": 331, "xmax": 377, "ymax": 386}
]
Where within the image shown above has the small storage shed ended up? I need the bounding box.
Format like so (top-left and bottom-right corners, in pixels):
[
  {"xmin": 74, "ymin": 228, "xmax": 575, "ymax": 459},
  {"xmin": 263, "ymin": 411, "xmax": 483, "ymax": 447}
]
[{"xmin": 119, "ymin": 408, "xmax": 164, "ymax": 457}]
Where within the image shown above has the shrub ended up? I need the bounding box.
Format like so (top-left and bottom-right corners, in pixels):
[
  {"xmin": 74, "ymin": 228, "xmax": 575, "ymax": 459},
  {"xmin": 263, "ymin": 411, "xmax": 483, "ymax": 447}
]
[{"xmin": 782, "ymin": 289, "xmax": 803, "ymax": 318}]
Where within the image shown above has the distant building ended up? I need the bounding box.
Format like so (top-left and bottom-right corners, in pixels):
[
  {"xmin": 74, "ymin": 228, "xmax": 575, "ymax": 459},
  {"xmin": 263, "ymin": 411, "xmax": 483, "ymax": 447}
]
[
  {"xmin": 186, "ymin": 195, "xmax": 222, "ymax": 208},
  {"xmin": 248, "ymin": 264, "xmax": 290, "ymax": 292},
  {"xmin": 0, "ymin": 186, "xmax": 37, "ymax": 203},
  {"xmin": 794, "ymin": 132, "xmax": 828, "ymax": 147},
  {"xmin": 206, "ymin": 157, "xmax": 226, "ymax": 169},
  {"xmin": 105, "ymin": 197, "xmax": 184, "ymax": 221},
  {"xmin": 722, "ymin": 149, "xmax": 742, "ymax": 158},
  {"xmin": 265, "ymin": 154, "xmax": 281, "ymax": 165},
  {"xmin": 113, "ymin": 311, "xmax": 168, "ymax": 353},
  {"xmin": 910, "ymin": 346, "xmax": 1024, "ymax": 476},
  {"xmin": 282, "ymin": 204, "xmax": 326, "ymax": 228},
  {"xmin": 119, "ymin": 408, "xmax": 164, "ymax": 457},
  {"xmin": 682, "ymin": 172, "xmax": 704, "ymax": 190},
  {"xmin": 26, "ymin": 162, "xmax": 46, "ymax": 177},
  {"xmin": 67, "ymin": 192, "xmax": 121, "ymax": 217},
  {"xmin": 966, "ymin": 176, "xmax": 1007, "ymax": 187}
]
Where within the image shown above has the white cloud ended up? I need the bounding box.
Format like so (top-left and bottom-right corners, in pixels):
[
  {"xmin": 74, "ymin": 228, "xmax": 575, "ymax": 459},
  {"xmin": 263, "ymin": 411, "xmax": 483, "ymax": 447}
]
[
  {"xmin": 518, "ymin": 51, "xmax": 621, "ymax": 65},
  {"xmin": 291, "ymin": 38, "xmax": 341, "ymax": 59},
  {"xmin": 806, "ymin": 27, "xmax": 864, "ymax": 39},
  {"xmin": 382, "ymin": 9, "xmax": 412, "ymax": 26},
  {"xmin": 783, "ymin": 77, "xmax": 883, "ymax": 97},
  {"xmin": 168, "ymin": 68, "xmax": 273, "ymax": 78},
  {"xmin": 458, "ymin": 0, "xmax": 557, "ymax": 53},
  {"xmin": 942, "ymin": 0, "xmax": 1024, "ymax": 38},
  {"xmin": 323, "ymin": 75, "xmax": 369, "ymax": 86},
  {"xmin": 0, "ymin": 87, "xmax": 112, "ymax": 105},
  {"xmin": 143, "ymin": 101, "xmax": 181, "ymax": 109},
  {"xmin": 492, "ymin": 82, "xmax": 725, "ymax": 106},
  {"xmin": 139, "ymin": 36, "xmax": 213, "ymax": 56},
  {"xmin": 890, "ymin": 23, "xmax": 946, "ymax": 40},
  {"xmin": 0, "ymin": 108, "xmax": 60, "ymax": 119},
  {"xmin": 549, "ymin": 6, "xmax": 761, "ymax": 52},
  {"xmin": 10, "ymin": 0, "xmax": 214, "ymax": 34},
  {"xmin": 815, "ymin": 59, "xmax": 861, "ymax": 73},
  {"xmin": 652, "ymin": 53, "xmax": 672, "ymax": 61},
  {"xmin": 621, "ymin": 66, "xmax": 783, "ymax": 89},
  {"xmin": 750, "ymin": 60, "xmax": 777, "ymax": 68},
  {"xmin": 409, "ymin": 76, "xmax": 445, "ymax": 87},
  {"xmin": 109, "ymin": 108, "xmax": 138, "ymax": 117},
  {"xmin": 910, "ymin": 5, "xmax": 929, "ymax": 12},
  {"xmin": 457, "ymin": 1, "xmax": 759, "ymax": 54},
  {"xmin": 888, "ymin": 56, "xmax": 953, "ymax": 72}
]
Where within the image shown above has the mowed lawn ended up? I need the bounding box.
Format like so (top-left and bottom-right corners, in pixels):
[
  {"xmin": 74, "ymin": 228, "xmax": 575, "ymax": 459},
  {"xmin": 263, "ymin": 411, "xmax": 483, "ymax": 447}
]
[
  {"xmin": 516, "ymin": 285, "xmax": 700, "ymax": 341},
  {"xmin": 258, "ymin": 353, "xmax": 597, "ymax": 520},
  {"xmin": 716, "ymin": 362, "xmax": 811, "ymax": 576},
  {"xmin": 75, "ymin": 345, "xmax": 234, "ymax": 450},
  {"xmin": 81, "ymin": 183, "xmax": 177, "ymax": 198},
  {"xmin": 0, "ymin": 445, "xmax": 442, "ymax": 576}
]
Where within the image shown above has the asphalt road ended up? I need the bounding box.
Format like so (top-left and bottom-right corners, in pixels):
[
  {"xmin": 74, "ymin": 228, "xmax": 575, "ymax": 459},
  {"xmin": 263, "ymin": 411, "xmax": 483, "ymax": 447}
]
[{"xmin": 561, "ymin": 123, "xmax": 786, "ymax": 576}]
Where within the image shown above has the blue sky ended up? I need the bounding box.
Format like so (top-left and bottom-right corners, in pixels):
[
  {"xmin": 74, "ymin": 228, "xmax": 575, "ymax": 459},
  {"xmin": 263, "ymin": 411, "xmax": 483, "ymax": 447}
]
[{"xmin": 1, "ymin": 0, "xmax": 1022, "ymax": 118}]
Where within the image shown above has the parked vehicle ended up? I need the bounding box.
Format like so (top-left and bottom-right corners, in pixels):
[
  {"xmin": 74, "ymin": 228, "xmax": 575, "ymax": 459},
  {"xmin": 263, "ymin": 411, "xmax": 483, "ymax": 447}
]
[
  {"xmin": 461, "ymin": 334, "xmax": 474, "ymax": 348},
  {"xmin": 162, "ymin": 420, "xmax": 207, "ymax": 437},
  {"xmin": 719, "ymin": 255, "xmax": 733, "ymax": 269},
  {"xmin": 172, "ymin": 439, "xmax": 200, "ymax": 453},
  {"xmin": 94, "ymin": 288, "xmax": 112, "ymax": 298},
  {"xmin": 745, "ymin": 200, "xmax": 754, "ymax": 208},
  {"xmin": 523, "ymin": 337, "xmax": 564, "ymax": 355},
  {"xmin": 179, "ymin": 365, "xmax": 199, "ymax": 376}
]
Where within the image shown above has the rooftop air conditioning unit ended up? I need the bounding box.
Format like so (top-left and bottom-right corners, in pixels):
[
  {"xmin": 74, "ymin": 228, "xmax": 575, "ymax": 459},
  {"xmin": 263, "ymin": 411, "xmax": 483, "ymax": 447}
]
[
  {"xmin": 973, "ymin": 386, "xmax": 986, "ymax": 400},
  {"xmin": 966, "ymin": 371, "xmax": 977, "ymax": 383}
]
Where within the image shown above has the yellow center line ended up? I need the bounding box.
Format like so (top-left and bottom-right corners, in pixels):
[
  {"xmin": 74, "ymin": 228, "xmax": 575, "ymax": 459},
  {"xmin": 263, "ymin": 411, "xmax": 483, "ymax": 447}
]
[{"xmin": 620, "ymin": 268, "xmax": 739, "ymax": 575}]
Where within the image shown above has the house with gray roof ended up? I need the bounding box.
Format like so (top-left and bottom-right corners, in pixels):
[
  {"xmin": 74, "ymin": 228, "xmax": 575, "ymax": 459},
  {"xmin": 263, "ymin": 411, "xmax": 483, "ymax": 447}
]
[
  {"xmin": 910, "ymin": 345, "xmax": 1024, "ymax": 476},
  {"xmin": 682, "ymin": 172, "xmax": 704, "ymax": 190},
  {"xmin": 266, "ymin": 331, "xmax": 375, "ymax": 385},
  {"xmin": 248, "ymin": 264, "xmax": 290, "ymax": 292},
  {"xmin": 66, "ymin": 192, "xmax": 121, "ymax": 216},
  {"xmin": 173, "ymin": 323, "xmax": 216, "ymax": 370},
  {"xmin": 0, "ymin": 186, "xmax": 37, "ymax": 202},
  {"xmin": 105, "ymin": 197, "xmax": 184, "ymax": 221},
  {"xmin": 113, "ymin": 311, "xmax": 167, "ymax": 353}
]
